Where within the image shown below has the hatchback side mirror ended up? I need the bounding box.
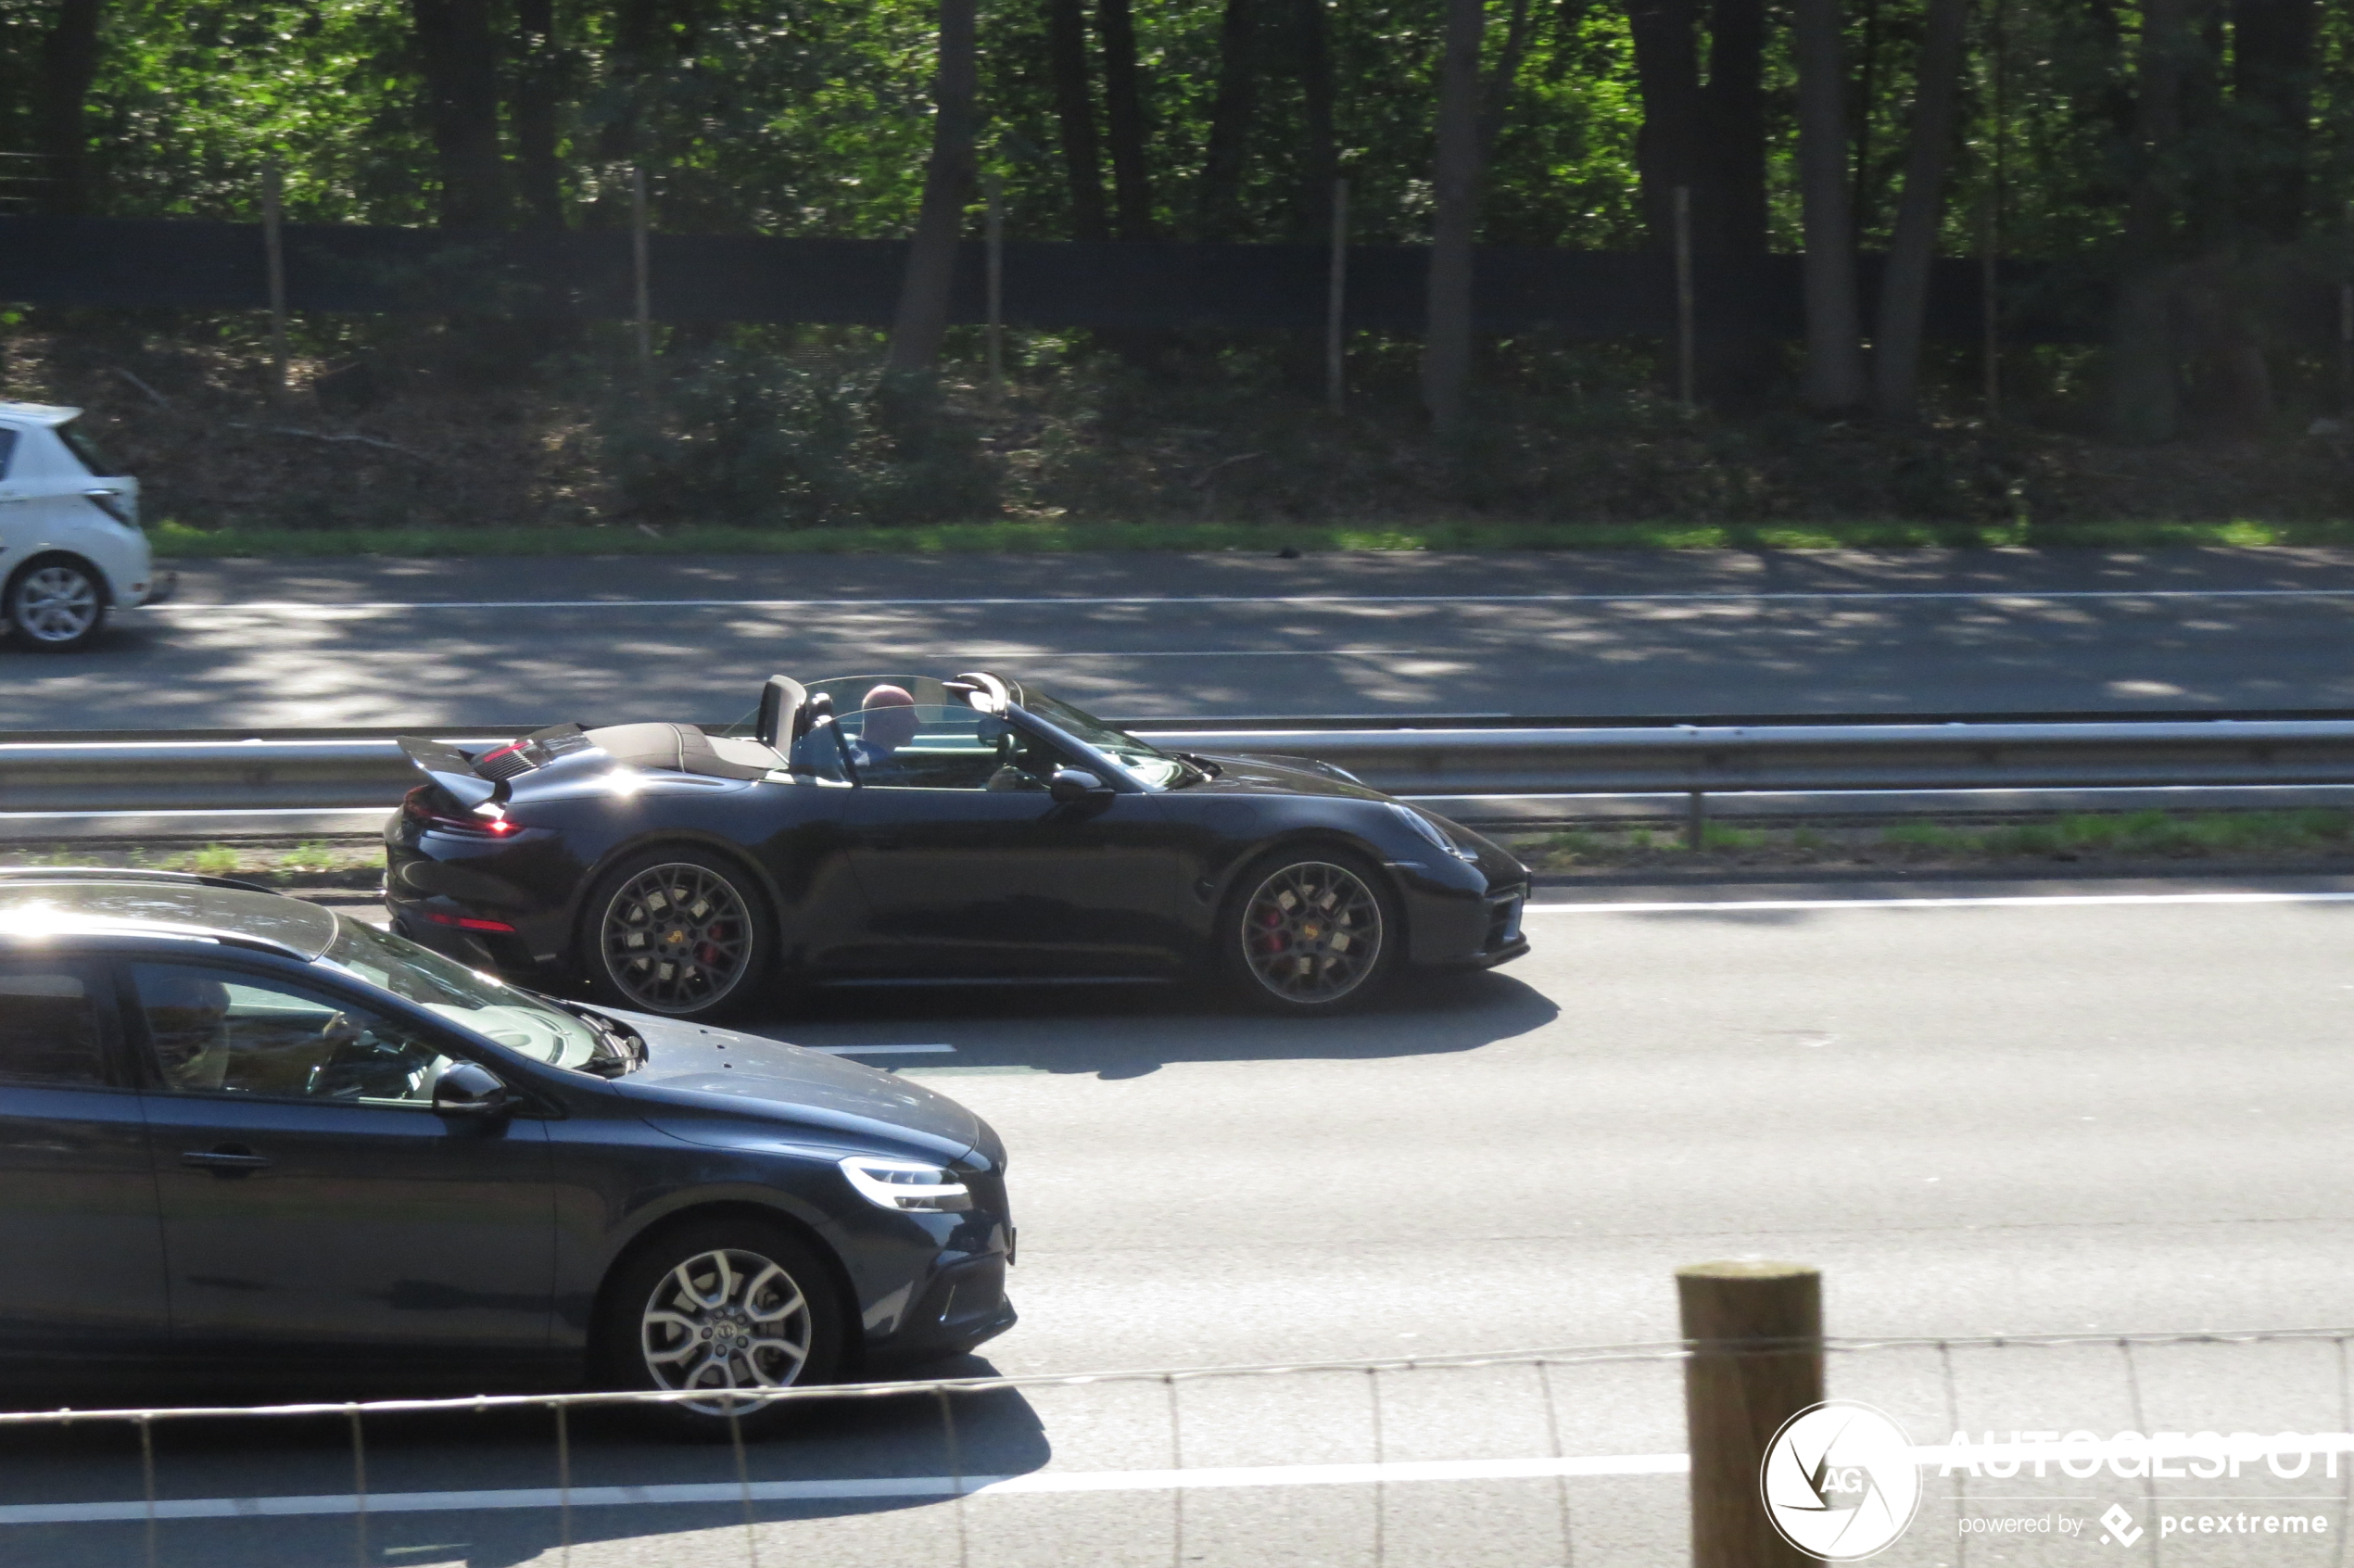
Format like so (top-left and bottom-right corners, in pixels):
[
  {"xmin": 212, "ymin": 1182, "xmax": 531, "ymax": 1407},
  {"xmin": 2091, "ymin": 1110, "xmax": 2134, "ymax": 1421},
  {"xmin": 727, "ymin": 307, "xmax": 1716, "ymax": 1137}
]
[
  {"xmin": 433, "ymin": 1060, "xmax": 513, "ymax": 1119},
  {"xmin": 1048, "ymin": 767, "xmax": 1110, "ymax": 805}
]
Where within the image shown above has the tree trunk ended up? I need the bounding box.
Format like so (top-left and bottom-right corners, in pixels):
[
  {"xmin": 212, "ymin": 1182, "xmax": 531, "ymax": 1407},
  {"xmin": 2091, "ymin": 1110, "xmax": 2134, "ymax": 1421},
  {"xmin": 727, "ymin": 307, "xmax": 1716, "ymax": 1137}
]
[
  {"xmin": 1477, "ymin": 0, "xmax": 1538, "ymax": 161},
  {"xmin": 1291, "ymin": 0, "xmax": 1339, "ymax": 239},
  {"xmin": 1422, "ymin": 0, "xmax": 1484, "ymax": 436},
  {"xmin": 2231, "ymin": 0, "xmax": 2317, "ymax": 243},
  {"xmin": 512, "ymin": 0, "xmax": 564, "ymax": 229},
  {"xmin": 411, "ymin": 0, "xmax": 507, "ymax": 229},
  {"xmin": 2106, "ymin": 0, "xmax": 2196, "ymax": 441},
  {"xmin": 1095, "ymin": 0, "xmax": 1155, "ymax": 237},
  {"xmin": 35, "ymin": 0, "xmax": 105, "ymax": 217},
  {"xmin": 1870, "ymin": 0, "xmax": 1968, "ymax": 423},
  {"xmin": 1046, "ymin": 0, "xmax": 1109, "ymax": 240},
  {"xmin": 1700, "ymin": 0, "xmax": 1766, "ymax": 258},
  {"xmin": 887, "ymin": 0, "xmax": 980, "ymax": 373},
  {"xmin": 1624, "ymin": 0, "xmax": 1702, "ymax": 252},
  {"xmin": 1196, "ymin": 0, "xmax": 1263, "ymax": 238},
  {"xmin": 1793, "ymin": 0, "xmax": 1866, "ymax": 411}
]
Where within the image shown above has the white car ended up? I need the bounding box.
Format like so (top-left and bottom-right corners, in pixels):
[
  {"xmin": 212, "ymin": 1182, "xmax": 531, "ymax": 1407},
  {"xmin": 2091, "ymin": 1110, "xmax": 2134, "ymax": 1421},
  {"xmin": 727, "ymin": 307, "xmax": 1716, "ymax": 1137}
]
[{"xmin": 0, "ymin": 400, "xmax": 172, "ymax": 651}]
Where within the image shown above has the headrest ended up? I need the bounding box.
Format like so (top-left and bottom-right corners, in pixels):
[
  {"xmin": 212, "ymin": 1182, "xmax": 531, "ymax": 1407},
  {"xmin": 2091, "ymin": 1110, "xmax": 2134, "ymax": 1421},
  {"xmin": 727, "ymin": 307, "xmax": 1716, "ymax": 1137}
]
[{"xmin": 756, "ymin": 675, "xmax": 808, "ymax": 749}]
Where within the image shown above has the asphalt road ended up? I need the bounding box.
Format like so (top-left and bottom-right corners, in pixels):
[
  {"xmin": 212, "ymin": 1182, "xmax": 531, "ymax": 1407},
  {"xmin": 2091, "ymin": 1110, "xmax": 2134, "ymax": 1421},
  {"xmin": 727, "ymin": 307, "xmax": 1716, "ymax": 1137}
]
[
  {"xmin": 12, "ymin": 548, "xmax": 2354, "ymax": 730},
  {"xmin": 7, "ymin": 876, "xmax": 2353, "ymax": 1566}
]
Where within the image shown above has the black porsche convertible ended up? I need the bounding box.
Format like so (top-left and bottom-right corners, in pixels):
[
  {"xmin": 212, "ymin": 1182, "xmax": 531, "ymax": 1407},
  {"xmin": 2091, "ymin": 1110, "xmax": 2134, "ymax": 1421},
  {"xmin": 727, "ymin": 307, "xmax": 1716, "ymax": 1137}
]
[{"xmin": 386, "ymin": 672, "xmax": 1528, "ymax": 1018}]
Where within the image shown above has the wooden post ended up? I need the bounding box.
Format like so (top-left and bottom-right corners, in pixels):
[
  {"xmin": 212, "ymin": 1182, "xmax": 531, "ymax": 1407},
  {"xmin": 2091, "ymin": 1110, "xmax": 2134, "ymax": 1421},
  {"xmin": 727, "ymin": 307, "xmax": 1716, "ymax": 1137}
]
[
  {"xmin": 984, "ymin": 171, "xmax": 1005, "ymax": 404},
  {"xmin": 260, "ymin": 159, "xmax": 290, "ymax": 401},
  {"xmin": 1672, "ymin": 185, "xmax": 1694, "ymax": 412},
  {"xmin": 1325, "ymin": 176, "xmax": 1349, "ymax": 413},
  {"xmin": 1678, "ymin": 1261, "xmax": 1823, "ymax": 1568},
  {"xmin": 630, "ymin": 165, "xmax": 652, "ymax": 368},
  {"xmin": 2341, "ymin": 205, "xmax": 2353, "ymax": 418},
  {"xmin": 1981, "ymin": 192, "xmax": 2000, "ymax": 421}
]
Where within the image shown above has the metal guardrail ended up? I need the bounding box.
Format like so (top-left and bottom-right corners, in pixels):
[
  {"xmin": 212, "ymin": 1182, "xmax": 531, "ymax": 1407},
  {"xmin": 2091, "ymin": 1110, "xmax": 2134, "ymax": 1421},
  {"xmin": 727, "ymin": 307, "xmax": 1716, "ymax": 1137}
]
[{"xmin": 8, "ymin": 717, "xmax": 2354, "ymax": 840}]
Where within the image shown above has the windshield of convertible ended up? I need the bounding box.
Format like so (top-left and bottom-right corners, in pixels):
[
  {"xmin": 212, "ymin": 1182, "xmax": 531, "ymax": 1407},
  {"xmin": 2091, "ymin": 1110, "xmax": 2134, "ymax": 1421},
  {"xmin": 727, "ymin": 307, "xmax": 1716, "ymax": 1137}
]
[
  {"xmin": 1016, "ymin": 689, "xmax": 1199, "ymax": 788},
  {"xmin": 320, "ymin": 917, "xmax": 629, "ymax": 1074}
]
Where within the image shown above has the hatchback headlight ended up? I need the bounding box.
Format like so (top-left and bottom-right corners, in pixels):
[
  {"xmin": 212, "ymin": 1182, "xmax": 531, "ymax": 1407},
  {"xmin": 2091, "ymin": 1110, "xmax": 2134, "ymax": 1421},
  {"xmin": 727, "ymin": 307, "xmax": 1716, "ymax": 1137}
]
[
  {"xmin": 1387, "ymin": 802, "xmax": 1480, "ymax": 861},
  {"xmin": 839, "ymin": 1156, "xmax": 973, "ymax": 1212}
]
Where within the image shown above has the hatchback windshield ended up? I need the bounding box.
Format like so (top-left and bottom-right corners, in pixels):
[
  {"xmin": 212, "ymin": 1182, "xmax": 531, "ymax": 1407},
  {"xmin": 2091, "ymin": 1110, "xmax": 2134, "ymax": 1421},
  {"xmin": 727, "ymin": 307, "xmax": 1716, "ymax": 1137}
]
[{"xmin": 321, "ymin": 916, "xmax": 623, "ymax": 1073}]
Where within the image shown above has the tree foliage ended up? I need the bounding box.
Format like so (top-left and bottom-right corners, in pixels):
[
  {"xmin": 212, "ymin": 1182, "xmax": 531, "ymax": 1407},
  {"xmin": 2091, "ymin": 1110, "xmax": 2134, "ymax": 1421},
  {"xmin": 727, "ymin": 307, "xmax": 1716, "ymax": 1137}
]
[{"xmin": 6, "ymin": 0, "xmax": 2353, "ymax": 434}]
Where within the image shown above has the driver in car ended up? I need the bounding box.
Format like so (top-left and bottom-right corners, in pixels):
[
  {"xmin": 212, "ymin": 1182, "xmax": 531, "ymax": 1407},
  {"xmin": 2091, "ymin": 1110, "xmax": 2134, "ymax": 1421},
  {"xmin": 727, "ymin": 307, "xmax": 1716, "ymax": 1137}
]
[{"xmin": 846, "ymin": 684, "xmax": 922, "ymax": 781}]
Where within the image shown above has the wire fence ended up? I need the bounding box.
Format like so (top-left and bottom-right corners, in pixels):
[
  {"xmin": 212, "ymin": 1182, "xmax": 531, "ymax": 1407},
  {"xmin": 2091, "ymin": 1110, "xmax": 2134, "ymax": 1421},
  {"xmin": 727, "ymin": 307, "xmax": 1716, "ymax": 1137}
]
[{"xmin": 1, "ymin": 1328, "xmax": 2348, "ymax": 1567}]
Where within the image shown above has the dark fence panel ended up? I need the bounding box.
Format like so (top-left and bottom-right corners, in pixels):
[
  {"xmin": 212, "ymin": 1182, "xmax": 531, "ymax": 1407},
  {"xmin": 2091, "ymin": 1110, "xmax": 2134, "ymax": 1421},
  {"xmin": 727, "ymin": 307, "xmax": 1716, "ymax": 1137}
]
[{"xmin": 0, "ymin": 214, "xmax": 2119, "ymax": 341}]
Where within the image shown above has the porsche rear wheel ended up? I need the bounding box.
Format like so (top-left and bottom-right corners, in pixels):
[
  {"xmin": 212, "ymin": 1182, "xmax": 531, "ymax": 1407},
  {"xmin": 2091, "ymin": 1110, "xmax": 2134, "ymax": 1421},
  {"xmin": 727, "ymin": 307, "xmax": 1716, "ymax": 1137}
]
[
  {"xmin": 583, "ymin": 849, "xmax": 775, "ymax": 1019},
  {"xmin": 1221, "ymin": 847, "xmax": 1399, "ymax": 1012}
]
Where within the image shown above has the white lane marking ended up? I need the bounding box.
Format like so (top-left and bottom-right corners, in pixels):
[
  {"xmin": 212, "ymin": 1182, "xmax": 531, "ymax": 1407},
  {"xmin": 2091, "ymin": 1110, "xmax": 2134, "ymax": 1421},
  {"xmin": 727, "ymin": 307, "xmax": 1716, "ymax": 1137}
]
[
  {"xmin": 1525, "ymin": 891, "xmax": 2354, "ymax": 915},
  {"xmin": 806, "ymin": 1043, "xmax": 957, "ymax": 1056},
  {"xmin": 0, "ymin": 1452, "xmax": 1690, "ymax": 1524},
  {"xmin": 142, "ymin": 588, "xmax": 2354, "ymax": 614}
]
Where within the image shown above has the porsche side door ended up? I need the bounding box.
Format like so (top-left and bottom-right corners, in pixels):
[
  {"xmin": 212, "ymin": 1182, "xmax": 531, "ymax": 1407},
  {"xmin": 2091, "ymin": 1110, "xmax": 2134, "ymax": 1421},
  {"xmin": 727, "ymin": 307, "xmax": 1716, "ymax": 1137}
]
[{"xmin": 837, "ymin": 709, "xmax": 1185, "ymax": 979}]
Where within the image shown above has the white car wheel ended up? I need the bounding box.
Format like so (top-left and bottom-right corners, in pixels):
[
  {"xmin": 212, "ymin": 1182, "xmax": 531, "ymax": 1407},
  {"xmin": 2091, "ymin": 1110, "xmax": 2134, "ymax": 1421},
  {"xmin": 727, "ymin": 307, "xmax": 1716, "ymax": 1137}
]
[{"xmin": 7, "ymin": 560, "xmax": 108, "ymax": 651}]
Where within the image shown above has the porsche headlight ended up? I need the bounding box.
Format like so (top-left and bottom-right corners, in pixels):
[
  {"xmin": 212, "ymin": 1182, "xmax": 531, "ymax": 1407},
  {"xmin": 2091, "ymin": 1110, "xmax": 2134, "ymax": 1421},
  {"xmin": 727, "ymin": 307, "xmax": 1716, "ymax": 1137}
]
[
  {"xmin": 840, "ymin": 1156, "xmax": 973, "ymax": 1212},
  {"xmin": 1388, "ymin": 803, "xmax": 1480, "ymax": 862}
]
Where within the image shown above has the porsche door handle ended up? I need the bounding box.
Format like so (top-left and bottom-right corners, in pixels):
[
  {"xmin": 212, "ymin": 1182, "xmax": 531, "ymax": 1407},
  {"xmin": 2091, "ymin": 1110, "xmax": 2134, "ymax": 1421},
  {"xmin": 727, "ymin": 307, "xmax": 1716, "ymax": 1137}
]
[{"xmin": 182, "ymin": 1146, "xmax": 273, "ymax": 1174}]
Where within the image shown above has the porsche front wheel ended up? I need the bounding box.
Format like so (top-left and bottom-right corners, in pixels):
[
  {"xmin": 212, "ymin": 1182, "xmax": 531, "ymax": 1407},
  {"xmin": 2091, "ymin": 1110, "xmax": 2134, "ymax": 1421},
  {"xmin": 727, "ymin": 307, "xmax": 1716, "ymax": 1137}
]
[
  {"xmin": 582, "ymin": 849, "xmax": 775, "ymax": 1020},
  {"xmin": 1221, "ymin": 848, "xmax": 1398, "ymax": 1013}
]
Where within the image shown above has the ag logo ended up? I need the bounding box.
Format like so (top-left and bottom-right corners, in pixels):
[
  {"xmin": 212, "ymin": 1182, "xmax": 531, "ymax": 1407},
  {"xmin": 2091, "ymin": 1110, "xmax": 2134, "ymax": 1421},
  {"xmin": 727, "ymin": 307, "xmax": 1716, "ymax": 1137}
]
[{"xmin": 1758, "ymin": 1400, "xmax": 1922, "ymax": 1561}]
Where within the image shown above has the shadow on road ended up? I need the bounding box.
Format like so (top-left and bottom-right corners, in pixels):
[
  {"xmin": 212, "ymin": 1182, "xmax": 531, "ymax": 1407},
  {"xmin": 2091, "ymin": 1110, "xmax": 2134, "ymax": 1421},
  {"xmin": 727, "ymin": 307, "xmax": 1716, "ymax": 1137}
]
[
  {"xmin": 742, "ymin": 967, "xmax": 1560, "ymax": 1078},
  {"xmin": 0, "ymin": 1357, "xmax": 1048, "ymax": 1567}
]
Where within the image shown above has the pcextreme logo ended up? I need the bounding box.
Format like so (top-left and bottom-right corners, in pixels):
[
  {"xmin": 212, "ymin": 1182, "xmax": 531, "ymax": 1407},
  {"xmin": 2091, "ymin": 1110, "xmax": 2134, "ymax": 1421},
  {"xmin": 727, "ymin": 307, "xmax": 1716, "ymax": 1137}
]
[{"xmin": 1759, "ymin": 1400, "xmax": 1924, "ymax": 1561}]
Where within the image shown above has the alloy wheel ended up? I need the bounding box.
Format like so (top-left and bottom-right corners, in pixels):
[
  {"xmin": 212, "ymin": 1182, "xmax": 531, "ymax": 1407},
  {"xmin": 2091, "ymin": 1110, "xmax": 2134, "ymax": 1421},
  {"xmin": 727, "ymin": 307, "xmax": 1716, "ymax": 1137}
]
[
  {"xmin": 12, "ymin": 565, "xmax": 100, "ymax": 645},
  {"xmin": 601, "ymin": 863, "xmax": 753, "ymax": 1013},
  {"xmin": 639, "ymin": 1247, "xmax": 814, "ymax": 1415},
  {"xmin": 1240, "ymin": 860, "xmax": 1385, "ymax": 1005}
]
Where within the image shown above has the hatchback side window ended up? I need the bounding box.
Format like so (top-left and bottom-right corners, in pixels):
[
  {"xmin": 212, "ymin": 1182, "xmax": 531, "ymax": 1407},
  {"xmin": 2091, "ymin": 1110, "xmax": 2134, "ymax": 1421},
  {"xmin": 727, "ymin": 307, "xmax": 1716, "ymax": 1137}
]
[
  {"xmin": 130, "ymin": 964, "xmax": 449, "ymax": 1107},
  {"xmin": 0, "ymin": 963, "xmax": 108, "ymax": 1087},
  {"xmin": 0, "ymin": 426, "xmax": 17, "ymax": 481}
]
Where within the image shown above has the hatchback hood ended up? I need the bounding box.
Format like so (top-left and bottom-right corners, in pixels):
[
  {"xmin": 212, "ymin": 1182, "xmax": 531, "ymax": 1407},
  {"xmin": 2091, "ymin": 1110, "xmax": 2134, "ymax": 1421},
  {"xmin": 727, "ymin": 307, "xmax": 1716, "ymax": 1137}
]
[{"xmin": 611, "ymin": 1010, "xmax": 983, "ymax": 1158}]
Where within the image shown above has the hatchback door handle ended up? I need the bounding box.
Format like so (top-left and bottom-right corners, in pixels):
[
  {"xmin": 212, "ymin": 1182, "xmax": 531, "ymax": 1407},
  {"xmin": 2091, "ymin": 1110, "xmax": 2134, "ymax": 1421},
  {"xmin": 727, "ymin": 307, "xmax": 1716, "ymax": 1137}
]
[{"xmin": 182, "ymin": 1145, "xmax": 272, "ymax": 1173}]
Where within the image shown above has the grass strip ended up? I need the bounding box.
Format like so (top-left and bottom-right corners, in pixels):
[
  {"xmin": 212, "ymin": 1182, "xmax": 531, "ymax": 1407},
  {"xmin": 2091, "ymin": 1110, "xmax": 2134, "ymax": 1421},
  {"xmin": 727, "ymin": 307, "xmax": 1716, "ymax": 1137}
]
[
  {"xmin": 1512, "ymin": 807, "xmax": 2354, "ymax": 872},
  {"xmin": 149, "ymin": 517, "xmax": 2354, "ymax": 560}
]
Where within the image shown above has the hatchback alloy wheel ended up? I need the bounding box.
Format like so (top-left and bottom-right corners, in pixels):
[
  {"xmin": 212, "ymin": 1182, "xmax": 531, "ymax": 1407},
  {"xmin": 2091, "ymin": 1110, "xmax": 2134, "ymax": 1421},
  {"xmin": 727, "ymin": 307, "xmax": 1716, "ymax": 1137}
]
[
  {"xmin": 8, "ymin": 563, "xmax": 105, "ymax": 651},
  {"xmin": 639, "ymin": 1246, "xmax": 816, "ymax": 1415}
]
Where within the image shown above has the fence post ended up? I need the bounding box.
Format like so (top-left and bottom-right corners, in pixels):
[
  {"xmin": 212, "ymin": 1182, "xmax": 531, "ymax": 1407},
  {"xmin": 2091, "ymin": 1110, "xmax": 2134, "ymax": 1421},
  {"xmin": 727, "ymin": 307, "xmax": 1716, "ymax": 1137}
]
[
  {"xmin": 984, "ymin": 171, "xmax": 1005, "ymax": 405},
  {"xmin": 630, "ymin": 165, "xmax": 652, "ymax": 368},
  {"xmin": 1326, "ymin": 176, "xmax": 1349, "ymax": 413},
  {"xmin": 1678, "ymin": 1259, "xmax": 1822, "ymax": 1568},
  {"xmin": 1672, "ymin": 185, "xmax": 1694, "ymax": 412},
  {"xmin": 260, "ymin": 158, "xmax": 289, "ymax": 401},
  {"xmin": 1980, "ymin": 193, "xmax": 2000, "ymax": 420}
]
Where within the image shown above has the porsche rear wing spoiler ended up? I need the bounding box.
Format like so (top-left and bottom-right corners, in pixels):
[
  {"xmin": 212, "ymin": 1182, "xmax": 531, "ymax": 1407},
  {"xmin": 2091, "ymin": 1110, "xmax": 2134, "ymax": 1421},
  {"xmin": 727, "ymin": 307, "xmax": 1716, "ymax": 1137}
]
[{"xmin": 397, "ymin": 724, "xmax": 590, "ymax": 809}]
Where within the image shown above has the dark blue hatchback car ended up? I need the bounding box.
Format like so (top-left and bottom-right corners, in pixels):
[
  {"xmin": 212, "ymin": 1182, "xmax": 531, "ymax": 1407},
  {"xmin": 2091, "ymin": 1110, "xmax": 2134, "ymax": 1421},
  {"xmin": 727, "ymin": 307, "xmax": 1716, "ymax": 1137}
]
[{"xmin": 0, "ymin": 870, "xmax": 1014, "ymax": 1428}]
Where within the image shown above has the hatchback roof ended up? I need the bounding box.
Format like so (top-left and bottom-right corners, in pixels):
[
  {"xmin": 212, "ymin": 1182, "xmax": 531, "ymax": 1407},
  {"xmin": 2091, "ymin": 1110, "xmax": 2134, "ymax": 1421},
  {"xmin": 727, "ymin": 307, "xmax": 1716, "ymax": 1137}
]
[
  {"xmin": 0, "ymin": 872, "xmax": 338, "ymax": 959},
  {"xmin": 0, "ymin": 400, "xmax": 81, "ymax": 427}
]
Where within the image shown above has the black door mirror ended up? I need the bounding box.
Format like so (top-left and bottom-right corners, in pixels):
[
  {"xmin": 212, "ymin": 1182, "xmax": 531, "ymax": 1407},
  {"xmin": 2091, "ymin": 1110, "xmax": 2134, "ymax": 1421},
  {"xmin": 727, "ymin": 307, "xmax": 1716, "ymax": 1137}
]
[
  {"xmin": 1047, "ymin": 767, "xmax": 1110, "ymax": 805},
  {"xmin": 432, "ymin": 1060, "xmax": 512, "ymax": 1119}
]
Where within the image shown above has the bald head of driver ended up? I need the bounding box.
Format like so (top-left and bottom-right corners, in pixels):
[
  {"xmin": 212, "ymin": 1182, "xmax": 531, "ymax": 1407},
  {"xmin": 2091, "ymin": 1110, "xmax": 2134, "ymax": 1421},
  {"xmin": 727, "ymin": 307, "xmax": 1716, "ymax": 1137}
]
[{"xmin": 859, "ymin": 684, "xmax": 921, "ymax": 752}]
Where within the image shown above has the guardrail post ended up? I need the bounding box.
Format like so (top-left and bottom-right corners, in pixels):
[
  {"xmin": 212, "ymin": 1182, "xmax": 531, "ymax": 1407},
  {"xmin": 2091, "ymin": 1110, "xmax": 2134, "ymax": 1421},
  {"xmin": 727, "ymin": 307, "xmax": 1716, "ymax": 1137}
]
[
  {"xmin": 1686, "ymin": 789, "xmax": 1707, "ymax": 851},
  {"xmin": 1678, "ymin": 1260, "xmax": 1822, "ymax": 1568}
]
